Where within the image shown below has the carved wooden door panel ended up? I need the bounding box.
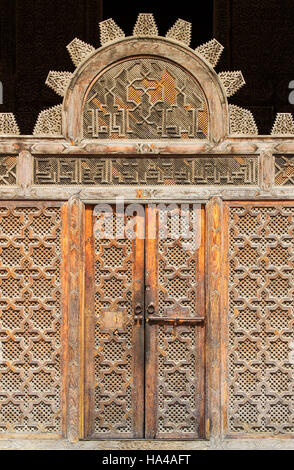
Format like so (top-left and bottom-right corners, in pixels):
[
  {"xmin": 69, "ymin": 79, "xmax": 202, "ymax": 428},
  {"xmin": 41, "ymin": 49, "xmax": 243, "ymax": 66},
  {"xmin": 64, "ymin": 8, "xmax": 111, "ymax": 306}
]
[
  {"xmin": 84, "ymin": 204, "xmax": 205, "ymax": 440},
  {"xmin": 145, "ymin": 205, "xmax": 205, "ymax": 439},
  {"xmin": 84, "ymin": 206, "xmax": 145, "ymax": 439}
]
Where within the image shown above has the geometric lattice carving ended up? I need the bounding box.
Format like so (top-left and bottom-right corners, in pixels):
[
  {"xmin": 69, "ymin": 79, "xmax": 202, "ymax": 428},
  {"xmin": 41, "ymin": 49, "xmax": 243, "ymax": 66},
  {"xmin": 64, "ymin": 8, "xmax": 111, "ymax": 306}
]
[
  {"xmin": 157, "ymin": 325, "xmax": 199, "ymax": 435},
  {"xmin": 274, "ymin": 155, "xmax": 294, "ymax": 185},
  {"xmin": 218, "ymin": 71, "xmax": 245, "ymax": 97},
  {"xmin": 133, "ymin": 13, "xmax": 158, "ymax": 36},
  {"xmin": 45, "ymin": 71, "xmax": 72, "ymax": 97},
  {"xmin": 33, "ymin": 155, "xmax": 258, "ymax": 186},
  {"xmin": 0, "ymin": 156, "xmax": 17, "ymax": 185},
  {"xmin": 228, "ymin": 204, "xmax": 294, "ymax": 435},
  {"xmin": 229, "ymin": 104, "xmax": 258, "ymax": 135},
  {"xmin": 99, "ymin": 18, "xmax": 125, "ymax": 46},
  {"xmin": 0, "ymin": 204, "xmax": 62, "ymax": 434},
  {"xmin": 165, "ymin": 19, "xmax": 192, "ymax": 46},
  {"xmin": 33, "ymin": 105, "xmax": 62, "ymax": 136},
  {"xmin": 93, "ymin": 211, "xmax": 135, "ymax": 436},
  {"xmin": 0, "ymin": 113, "xmax": 20, "ymax": 135},
  {"xmin": 195, "ymin": 39, "xmax": 224, "ymax": 68},
  {"xmin": 66, "ymin": 38, "xmax": 95, "ymax": 67},
  {"xmin": 158, "ymin": 207, "xmax": 198, "ymax": 317},
  {"xmin": 83, "ymin": 57, "xmax": 208, "ymax": 139},
  {"xmin": 153, "ymin": 207, "xmax": 203, "ymax": 438},
  {"xmin": 271, "ymin": 113, "xmax": 294, "ymax": 135}
]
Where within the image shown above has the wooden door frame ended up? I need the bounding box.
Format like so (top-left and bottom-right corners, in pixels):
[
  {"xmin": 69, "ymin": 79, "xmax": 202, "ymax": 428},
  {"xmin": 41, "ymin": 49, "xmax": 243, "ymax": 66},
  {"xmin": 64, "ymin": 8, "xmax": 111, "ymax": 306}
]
[{"xmin": 80, "ymin": 201, "xmax": 208, "ymax": 441}]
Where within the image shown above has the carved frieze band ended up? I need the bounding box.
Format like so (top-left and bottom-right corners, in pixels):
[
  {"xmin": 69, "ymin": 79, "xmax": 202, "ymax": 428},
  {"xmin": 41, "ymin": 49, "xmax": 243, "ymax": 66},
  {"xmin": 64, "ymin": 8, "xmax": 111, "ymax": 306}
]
[{"xmin": 33, "ymin": 155, "xmax": 258, "ymax": 186}]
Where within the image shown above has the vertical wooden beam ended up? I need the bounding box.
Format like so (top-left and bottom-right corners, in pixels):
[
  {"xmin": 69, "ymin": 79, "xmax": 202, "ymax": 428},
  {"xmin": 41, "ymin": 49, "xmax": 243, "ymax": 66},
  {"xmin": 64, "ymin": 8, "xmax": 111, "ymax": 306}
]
[
  {"xmin": 145, "ymin": 204, "xmax": 158, "ymax": 439},
  {"xmin": 259, "ymin": 148, "xmax": 274, "ymax": 190},
  {"xmin": 84, "ymin": 205, "xmax": 95, "ymax": 439},
  {"xmin": 17, "ymin": 150, "xmax": 33, "ymax": 190},
  {"xmin": 206, "ymin": 196, "xmax": 223, "ymax": 442},
  {"xmin": 132, "ymin": 211, "xmax": 145, "ymax": 438},
  {"xmin": 62, "ymin": 196, "xmax": 85, "ymax": 442}
]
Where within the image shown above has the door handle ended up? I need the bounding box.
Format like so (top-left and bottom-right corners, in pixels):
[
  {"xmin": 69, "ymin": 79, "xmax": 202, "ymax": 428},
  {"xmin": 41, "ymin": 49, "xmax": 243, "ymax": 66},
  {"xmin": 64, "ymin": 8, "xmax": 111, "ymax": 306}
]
[
  {"xmin": 147, "ymin": 303, "xmax": 155, "ymax": 315},
  {"xmin": 134, "ymin": 304, "xmax": 143, "ymax": 324}
]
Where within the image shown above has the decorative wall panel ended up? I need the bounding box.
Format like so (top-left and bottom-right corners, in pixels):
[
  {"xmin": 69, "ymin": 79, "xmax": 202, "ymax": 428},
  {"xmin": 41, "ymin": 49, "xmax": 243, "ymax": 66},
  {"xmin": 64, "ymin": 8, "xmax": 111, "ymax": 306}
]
[
  {"xmin": 0, "ymin": 156, "xmax": 17, "ymax": 185},
  {"xmin": 0, "ymin": 203, "xmax": 62, "ymax": 435},
  {"xmin": 82, "ymin": 57, "xmax": 209, "ymax": 139},
  {"xmin": 227, "ymin": 203, "xmax": 294, "ymax": 435},
  {"xmin": 34, "ymin": 155, "xmax": 258, "ymax": 186},
  {"xmin": 275, "ymin": 155, "xmax": 294, "ymax": 185}
]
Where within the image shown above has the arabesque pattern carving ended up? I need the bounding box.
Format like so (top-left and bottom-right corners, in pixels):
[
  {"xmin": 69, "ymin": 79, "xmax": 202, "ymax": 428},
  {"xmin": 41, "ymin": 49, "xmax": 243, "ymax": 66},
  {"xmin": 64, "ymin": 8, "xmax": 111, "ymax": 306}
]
[
  {"xmin": 83, "ymin": 58, "xmax": 208, "ymax": 139},
  {"xmin": 195, "ymin": 39, "xmax": 224, "ymax": 68},
  {"xmin": 66, "ymin": 38, "xmax": 95, "ymax": 67},
  {"xmin": 45, "ymin": 71, "xmax": 72, "ymax": 98},
  {"xmin": 165, "ymin": 19, "xmax": 192, "ymax": 46},
  {"xmin": 229, "ymin": 105, "xmax": 258, "ymax": 135},
  {"xmin": 0, "ymin": 113, "xmax": 20, "ymax": 135},
  {"xmin": 275, "ymin": 155, "xmax": 294, "ymax": 185},
  {"xmin": 33, "ymin": 105, "xmax": 62, "ymax": 136},
  {"xmin": 99, "ymin": 18, "xmax": 125, "ymax": 46},
  {"xmin": 133, "ymin": 13, "xmax": 158, "ymax": 36},
  {"xmin": 228, "ymin": 204, "xmax": 294, "ymax": 435},
  {"xmin": 271, "ymin": 113, "xmax": 294, "ymax": 135},
  {"xmin": 0, "ymin": 204, "xmax": 62, "ymax": 434},
  {"xmin": 0, "ymin": 156, "xmax": 17, "ymax": 185},
  {"xmin": 33, "ymin": 155, "xmax": 258, "ymax": 186},
  {"xmin": 218, "ymin": 71, "xmax": 245, "ymax": 97}
]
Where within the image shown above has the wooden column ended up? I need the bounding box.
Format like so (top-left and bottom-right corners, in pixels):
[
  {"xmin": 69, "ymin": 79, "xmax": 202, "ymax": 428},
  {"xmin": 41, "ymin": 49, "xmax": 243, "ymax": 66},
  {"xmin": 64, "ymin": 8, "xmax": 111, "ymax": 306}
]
[
  {"xmin": 206, "ymin": 196, "xmax": 224, "ymax": 442},
  {"xmin": 62, "ymin": 196, "xmax": 85, "ymax": 442}
]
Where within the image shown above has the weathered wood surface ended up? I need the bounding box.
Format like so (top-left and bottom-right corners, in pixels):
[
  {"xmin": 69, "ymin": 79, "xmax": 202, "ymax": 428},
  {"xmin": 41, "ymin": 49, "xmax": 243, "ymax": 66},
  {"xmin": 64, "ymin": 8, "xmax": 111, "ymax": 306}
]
[
  {"xmin": 222, "ymin": 201, "xmax": 294, "ymax": 439},
  {"xmin": 1, "ymin": 137, "xmax": 294, "ymax": 155},
  {"xmin": 2, "ymin": 146, "xmax": 294, "ymax": 203},
  {"xmin": 145, "ymin": 205, "xmax": 158, "ymax": 439},
  {"xmin": 84, "ymin": 206, "xmax": 145, "ymax": 439},
  {"xmin": 62, "ymin": 196, "xmax": 85, "ymax": 442},
  {"xmin": 145, "ymin": 205, "xmax": 205, "ymax": 439},
  {"xmin": 206, "ymin": 197, "xmax": 223, "ymax": 440}
]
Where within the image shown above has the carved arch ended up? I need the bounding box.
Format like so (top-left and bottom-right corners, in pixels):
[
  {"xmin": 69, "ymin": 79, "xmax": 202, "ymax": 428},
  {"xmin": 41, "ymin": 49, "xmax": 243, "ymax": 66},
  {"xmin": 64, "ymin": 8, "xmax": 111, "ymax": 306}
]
[{"xmin": 62, "ymin": 37, "xmax": 229, "ymax": 143}]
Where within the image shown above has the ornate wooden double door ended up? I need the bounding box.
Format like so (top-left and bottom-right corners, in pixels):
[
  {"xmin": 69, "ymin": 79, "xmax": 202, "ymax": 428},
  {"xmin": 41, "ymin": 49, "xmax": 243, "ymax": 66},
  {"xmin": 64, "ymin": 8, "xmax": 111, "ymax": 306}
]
[{"xmin": 83, "ymin": 204, "xmax": 206, "ymax": 440}]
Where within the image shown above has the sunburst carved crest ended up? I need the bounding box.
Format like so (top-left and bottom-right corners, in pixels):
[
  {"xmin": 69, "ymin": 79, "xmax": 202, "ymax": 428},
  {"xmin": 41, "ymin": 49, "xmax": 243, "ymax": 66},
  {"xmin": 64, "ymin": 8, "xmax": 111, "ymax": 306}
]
[{"xmin": 30, "ymin": 13, "xmax": 253, "ymax": 136}]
